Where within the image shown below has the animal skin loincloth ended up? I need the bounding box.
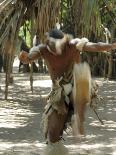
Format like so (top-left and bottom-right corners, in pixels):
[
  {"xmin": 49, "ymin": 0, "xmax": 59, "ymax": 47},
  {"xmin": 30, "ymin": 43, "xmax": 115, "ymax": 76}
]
[{"xmin": 41, "ymin": 67, "xmax": 102, "ymax": 136}]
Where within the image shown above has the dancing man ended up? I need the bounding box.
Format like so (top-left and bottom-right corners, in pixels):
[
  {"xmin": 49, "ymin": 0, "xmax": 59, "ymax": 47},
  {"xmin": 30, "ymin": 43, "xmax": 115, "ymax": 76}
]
[{"xmin": 19, "ymin": 29, "xmax": 116, "ymax": 155}]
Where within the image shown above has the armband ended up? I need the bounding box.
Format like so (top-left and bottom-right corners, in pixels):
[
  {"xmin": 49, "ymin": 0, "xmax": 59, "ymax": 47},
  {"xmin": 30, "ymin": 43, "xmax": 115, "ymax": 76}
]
[
  {"xmin": 76, "ymin": 38, "xmax": 89, "ymax": 51},
  {"xmin": 30, "ymin": 45, "xmax": 40, "ymax": 54}
]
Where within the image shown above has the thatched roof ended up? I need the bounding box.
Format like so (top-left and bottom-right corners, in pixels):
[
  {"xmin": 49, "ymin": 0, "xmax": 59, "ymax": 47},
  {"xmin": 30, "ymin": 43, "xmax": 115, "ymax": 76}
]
[
  {"xmin": 0, "ymin": 0, "xmax": 60, "ymax": 52},
  {"xmin": 0, "ymin": 0, "xmax": 115, "ymax": 54}
]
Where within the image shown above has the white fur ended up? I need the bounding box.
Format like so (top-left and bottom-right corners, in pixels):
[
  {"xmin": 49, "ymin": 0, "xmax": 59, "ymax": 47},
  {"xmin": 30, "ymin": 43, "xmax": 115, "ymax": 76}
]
[
  {"xmin": 28, "ymin": 46, "xmax": 40, "ymax": 59},
  {"xmin": 55, "ymin": 40, "xmax": 63, "ymax": 55},
  {"xmin": 72, "ymin": 62, "xmax": 91, "ymax": 136},
  {"xmin": 49, "ymin": 37, "xmax": 65, "ymax": 55},
  {"xmin": 63, "ymin": 83, "xmax": 72, "ymax": 95},
  {"xmin": 76, "ymin": 38, "xmax": 89, "ymax": 51},
  {"xmin": 48, "ymin": 36, "xmax": 68, "ymax": 55},
  {"xmin": 30, "ymin": 46, "xmax": 40, "ymax": 54},
  {"xmin": 73, "ymin": 62, "xmax": 91, "ymax": 81},
  {"xmin": 70, "ymin": 38, "xmax": 81, "ymax": 44},
  {"xmin": 70, "ymin": 38, "xmax": 89, "ymax": 51},
  {"xmin": 42, "ymin": 141, "xmax": 70, "ymax": 155},
  {"xmin": 73, "ymin": 62, "xmax": 91, "ymax": 101},
  {"xmin": 71, "ymin": 114, "xmax": 80, "ymax": 136}
]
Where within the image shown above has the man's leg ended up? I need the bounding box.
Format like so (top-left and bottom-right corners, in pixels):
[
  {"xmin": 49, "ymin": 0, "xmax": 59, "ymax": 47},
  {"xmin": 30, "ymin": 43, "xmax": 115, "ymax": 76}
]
[
  {"xmin": 42, "ymin": 110, "xmax": 70, "ymax": 155},
  {"xmin": 48, "ymin": 110, "xmax": 67, "ymax": 142}
]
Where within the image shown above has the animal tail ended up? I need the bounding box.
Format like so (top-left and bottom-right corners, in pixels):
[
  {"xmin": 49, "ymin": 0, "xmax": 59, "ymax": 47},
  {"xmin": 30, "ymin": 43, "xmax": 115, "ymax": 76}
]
[{"xmin": 72, "ymin": 62, "xmax": 91, "ymax": 135}]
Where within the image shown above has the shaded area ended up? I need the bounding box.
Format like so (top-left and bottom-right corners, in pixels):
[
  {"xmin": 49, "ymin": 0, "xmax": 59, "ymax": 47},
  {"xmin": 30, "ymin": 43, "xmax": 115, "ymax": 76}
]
[
  {"xmin": 0, "ymin": 69, "xmax": 50, "ymax": 154},
  {"xmin": 66, "ymin": 79, "xmax": 116, "ymax": 155},
  {"xmin": 0, "ymin": 69, "xmax": 116, "ymax": 154}
]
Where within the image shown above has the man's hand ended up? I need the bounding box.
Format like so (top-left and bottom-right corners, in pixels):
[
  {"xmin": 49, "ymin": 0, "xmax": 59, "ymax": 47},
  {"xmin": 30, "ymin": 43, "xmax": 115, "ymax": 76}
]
[
  {"xmin": 19, "ymin": 51, "xmax": 30, "ymax": 64},
  {"xmin": 112, "ymin": 43, "xmax": 116, "ymax": 50}
]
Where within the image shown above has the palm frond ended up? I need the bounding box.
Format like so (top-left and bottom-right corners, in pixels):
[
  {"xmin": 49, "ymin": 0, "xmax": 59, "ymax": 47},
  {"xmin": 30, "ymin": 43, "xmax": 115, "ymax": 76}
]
[
  {"xmin": 72, "ymin": 0, "xmax": 102, "ymax": 37},
  {"xmin": 0, "ymin": 0, "xmax": 60, "ymax": 53}
]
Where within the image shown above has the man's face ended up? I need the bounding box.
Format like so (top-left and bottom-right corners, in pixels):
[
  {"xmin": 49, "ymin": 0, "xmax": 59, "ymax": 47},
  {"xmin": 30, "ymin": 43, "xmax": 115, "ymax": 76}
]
[
  {"xmin": 48, "ymin": 40, "xmax": 56, "ymax": 50},
  {"xmin": 49, "ymin": 39, "xmax": 63, "ymax": 55},
  {"xmin": 45, "ymin": 33, "xmax": 63, "ymax": 55}
]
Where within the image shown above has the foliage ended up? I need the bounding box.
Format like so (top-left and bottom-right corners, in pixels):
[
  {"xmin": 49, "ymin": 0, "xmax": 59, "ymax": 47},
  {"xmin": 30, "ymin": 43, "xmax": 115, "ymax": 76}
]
[
  {"xmin": 0, "ymin": 0, "xmax": 60, "ymax": 51},
  {"xmin": 60, "ymin": 0, "xmax": 116, "ymax": 39},
  {"xmin": 0, "ymin": 0, "xmax": 116, "ymax": 78},
  {"xmin": 0, "ymin": 0, "xmax": 115, "ymax": 49},
  {"xmin": 19, "ymin": 21, "xmax": 31, "ymax": 47}
]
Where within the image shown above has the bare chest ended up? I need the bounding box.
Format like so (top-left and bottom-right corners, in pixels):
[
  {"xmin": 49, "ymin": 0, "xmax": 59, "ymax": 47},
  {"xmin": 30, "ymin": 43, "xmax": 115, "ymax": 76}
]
[{"xmin": 44, "ymin": 50, "xmax": 74, "ymax": 78}]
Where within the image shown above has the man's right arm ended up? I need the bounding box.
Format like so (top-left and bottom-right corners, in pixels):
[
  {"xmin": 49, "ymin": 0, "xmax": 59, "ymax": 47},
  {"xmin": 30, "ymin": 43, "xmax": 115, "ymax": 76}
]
[{"xmin": 19, "ymin": 44, "xmax": 44, "ymax": 64}]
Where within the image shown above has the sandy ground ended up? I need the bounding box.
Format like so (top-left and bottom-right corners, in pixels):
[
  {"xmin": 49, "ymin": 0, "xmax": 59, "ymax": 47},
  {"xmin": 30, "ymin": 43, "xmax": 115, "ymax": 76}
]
[{"xmin": 0, "ymin": 57, "xmax": 116, "ymax": 155}]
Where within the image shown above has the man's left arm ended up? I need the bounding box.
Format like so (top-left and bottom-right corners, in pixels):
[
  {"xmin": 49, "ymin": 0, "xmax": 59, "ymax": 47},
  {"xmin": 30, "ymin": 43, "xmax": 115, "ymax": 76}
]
[{"xmin": 83, "ymin": 42, "xmax": 116, "ymax": 52}]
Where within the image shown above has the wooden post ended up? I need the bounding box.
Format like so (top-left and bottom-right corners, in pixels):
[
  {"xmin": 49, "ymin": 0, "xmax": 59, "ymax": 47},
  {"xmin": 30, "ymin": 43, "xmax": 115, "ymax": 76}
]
[
  {"xmin": 29, "ymin": 8, "xmax": 35, "ymax": 93},
  {"xmin": 4, "ymin": 39, "xmax": 14, "ymax": 100},
  {"xmin": 30, "ymin": 62, "xmax": 33, "ymax": 93},
  {"xmin": 102, "ymin": 25, "xmax": 112, "ymax": 79},
  {"xmin": 5, "ymin": 53, "xmax": 10, "ymax": 100}
]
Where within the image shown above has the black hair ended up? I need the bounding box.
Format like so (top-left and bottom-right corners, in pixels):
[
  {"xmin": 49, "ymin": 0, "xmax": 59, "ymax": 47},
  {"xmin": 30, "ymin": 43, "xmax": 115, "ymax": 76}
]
[{"xmin": 48, "ymin": 28, "xmax": 64, "ymax": 39}]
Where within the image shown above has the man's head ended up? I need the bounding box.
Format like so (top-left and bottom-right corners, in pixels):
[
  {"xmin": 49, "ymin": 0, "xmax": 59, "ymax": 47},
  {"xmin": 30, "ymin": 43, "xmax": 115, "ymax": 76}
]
[
  {"xmin": 48, "ymin": 29, "xmax": 64, "ymax": 39},
  {"xmin": 45, "ymin": 28, "xmax": 66, "ymax": 55}
]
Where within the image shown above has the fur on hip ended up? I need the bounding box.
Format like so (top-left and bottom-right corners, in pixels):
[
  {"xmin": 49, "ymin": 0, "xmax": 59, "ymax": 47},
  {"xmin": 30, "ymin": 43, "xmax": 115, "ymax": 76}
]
[
  {"xmin": 73, "ymin": 62, "xmax": 91, "ymax": 106},
  {"xmin": 72, "ymin": 62, "xmax": 91, "ymax": 135}
]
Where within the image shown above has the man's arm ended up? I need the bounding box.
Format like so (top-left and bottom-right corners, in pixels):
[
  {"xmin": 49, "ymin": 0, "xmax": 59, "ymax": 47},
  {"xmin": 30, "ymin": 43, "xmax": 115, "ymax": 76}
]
[
  {"xmin": 19, "ymin": 44, "xmax": 44, "ymax": 64},
  {"xmin": 83, "ymin": 42, "xmax": 116, "ymax": 52},
  {"xmin": 71, "ymin": 38, "xmax": 116, "ymax": 52}
]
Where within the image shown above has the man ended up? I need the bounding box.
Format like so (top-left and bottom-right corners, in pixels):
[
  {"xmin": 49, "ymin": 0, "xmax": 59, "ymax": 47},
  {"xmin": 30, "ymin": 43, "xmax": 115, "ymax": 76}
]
[
  {"xmin": 19, "ymin": 29, "xmax": 116, "ymax": 155},
  {"xmin": 19, "ymin": 39, "xmax": 38, "ymax": 73},
  {"xmin": 19, "ymin": 40, "xmax": 30, "ymax": 72}
]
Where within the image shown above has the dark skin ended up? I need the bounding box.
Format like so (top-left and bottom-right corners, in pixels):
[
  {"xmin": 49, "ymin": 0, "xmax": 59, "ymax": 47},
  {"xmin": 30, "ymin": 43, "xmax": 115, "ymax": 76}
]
[{"xmin": 19, "ymin": 37, "xmax": 116, "ymax": 142}]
